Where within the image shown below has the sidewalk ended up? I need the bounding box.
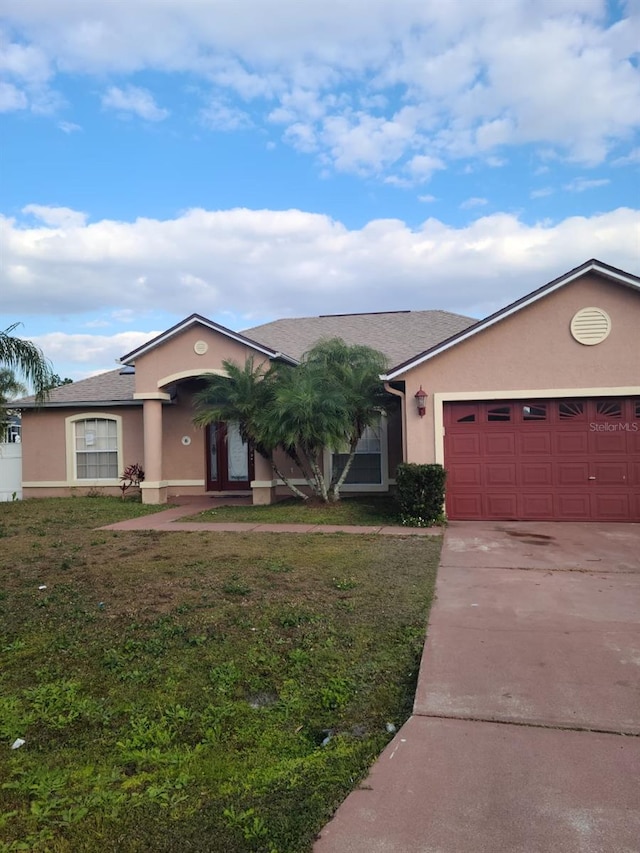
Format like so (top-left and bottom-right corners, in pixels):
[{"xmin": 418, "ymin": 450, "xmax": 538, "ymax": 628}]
[
  {"xmin": 99, "ymin": 499, "xmax": 443, "ymax": 536},
  {"xmin": 314, "ymin": 520, "xmax": 640, "ymax": 853}
]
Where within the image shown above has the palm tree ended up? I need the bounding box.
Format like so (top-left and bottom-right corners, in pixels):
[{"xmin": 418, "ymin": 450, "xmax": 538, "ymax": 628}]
[
  {"xmin": 0, "ymin": 368, "xmax": 28, "ymax": 441},
  {"xmin": 303, "ymin": 338, "xmax": 389, "ymax": 500},
  {"xmin": 193, "ymin": 339, "xmax": 389, "ymax": 503},
  {"xmin": 263, "ymin": 360, "xmax": 352, "ymax": 501},
  {"xmin": 192, "ymin": 357, "xmax": 310, "ymax": 500},
  {"xmin": 0, "ymin": 324, "xmax": 53, "ymax": 401}
]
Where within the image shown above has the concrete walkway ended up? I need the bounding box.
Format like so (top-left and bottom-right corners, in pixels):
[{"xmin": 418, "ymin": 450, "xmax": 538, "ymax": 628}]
[
  {"xmin": 315, "ymin": 521, "xmax": 640, "ymax": 853},
  {"xmin": 100, "ymin": 498, "xmax": 442, "ymax": 536}
]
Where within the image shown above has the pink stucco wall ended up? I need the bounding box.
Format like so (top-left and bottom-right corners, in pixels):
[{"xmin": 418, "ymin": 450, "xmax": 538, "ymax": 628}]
[
  {"xmin": 161, "ymin": 381, "xmax": 207, "ymax": 484},
  {"xmin": 399, "ymin": 274, "xmax": 640, "ymax": 465},
  {"xmin": 21, "ymin": 406, "xmax": 144, "ymax": 497},
  {"xmin": 133, "ymin": 326, "xmax": 269, "ymax": 394}
]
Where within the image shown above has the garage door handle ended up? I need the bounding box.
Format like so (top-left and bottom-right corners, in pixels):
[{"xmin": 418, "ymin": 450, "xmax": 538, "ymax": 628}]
[{"xmin": 588, "ymin": 476, "xmax": 596, "ymax": 480}]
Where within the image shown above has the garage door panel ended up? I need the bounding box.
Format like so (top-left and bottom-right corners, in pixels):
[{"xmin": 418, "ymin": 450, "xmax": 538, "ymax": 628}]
[
  {"xmin": 554, "ymin": 431, "xmax": 589, "ymax": 454},
  {"xmin": 444, "ymin": 398, "xmax": 638, "ymax": 522},
  {"xmin": 592, "ymin": 494, "xmax": 630, "ymax": 520},
  {"xmin": 519, "ymin": 432, "xmax": 552, "ymax": 455},
  {"xmin": 447, "ymin": 463, "xmax": 483, "ymax": 488},
  {"xmin": 485, "ymin": 464, "xmax": 516, "ymax": 486},
  {"xmin": 520, "ymin": 493, "xmax": 554, "ymax": 518},
  {"xmin": 556, "ymin": 462, "xmax": 589, "ymax": 486},
  {"xmin": 447, "ymin": 493, "xmax": 483, "ymax": 519},
  {"xmin": 484, "ymin": 433, "xmax": 516, "ymax": 455},
  {"xmin": 590, "ymin": 430, "xmax": 629, "ymax": 454},
  {"xmin": 591, "ymin": 461, "xmax": 628, "ymax": 485},
  {"xmin": 556, "ymin": 493, "xmax": 591, "ymax": 520},
  {"xmin": 447, "ymin": 433, "xmax": 481, "ymax": 456},
  {"xmin": 520, "ymin": 463, "xmax": 553, "ymax": 486},
  {"xmin": 485, "ymin": 493, "xmax": 518, "ymax": 519}
]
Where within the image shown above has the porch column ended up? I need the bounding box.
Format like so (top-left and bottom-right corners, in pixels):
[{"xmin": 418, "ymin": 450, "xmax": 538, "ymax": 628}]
[
  {"xmin": 251, "ymin": 452, "xmax": 276, "ymax": 505},
  {"xmin": 140, "ymin": 398, "xmax": 167, "ymax": 504}
]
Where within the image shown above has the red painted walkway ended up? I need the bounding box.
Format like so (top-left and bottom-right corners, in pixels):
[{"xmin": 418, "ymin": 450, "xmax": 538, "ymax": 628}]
[{"xmin": 315, "ymin": 521, "xmax": 640, "ymax": 853}]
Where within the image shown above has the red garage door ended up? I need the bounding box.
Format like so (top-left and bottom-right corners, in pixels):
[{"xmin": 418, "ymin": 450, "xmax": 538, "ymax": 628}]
[{"xmin": 444, "ymin": 397, "xmax": 640, "ymax": 522}]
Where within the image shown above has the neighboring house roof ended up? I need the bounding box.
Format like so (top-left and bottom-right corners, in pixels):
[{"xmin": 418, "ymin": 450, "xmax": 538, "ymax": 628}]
[
  {"xmin": 14, "ymin": 369, "xmax": 137, "ymax": 409},
  {"xmin": 243, "ymin": 310, "xmax": 475, "ymax": 365},
  {"xmin": 120, "ymin": 313, "xmax": 298, "ymax": 365},
  {"xmin": 383, "ymin": 258, "xmax": 640, "ymax": 380}
]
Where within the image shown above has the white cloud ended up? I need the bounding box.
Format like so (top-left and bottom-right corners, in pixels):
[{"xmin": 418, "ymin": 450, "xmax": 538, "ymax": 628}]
[
  {"xmin": 1, "ymin": 1, "xmax": 637, "ymax": 175},
  {"xmin": 0, "ymin": 81, "xmax": 28, "ymax": 111},
  {"xmin": 101, "ymin": 85, "xmax": 169, "ymax": 121},
  {"xmin": 460, "ymin": 197, "xmax": 488, "ymax": 209},
  {"xmin": 2, "ymin": 204, "xmax": 638, "ymax": 331},
  {"xmin": 563, "ymin": 177, "xmax": 611, "ymax": 192},
  {"xmin": 57, "ymin": 120, "xmax": 82, "ymax": 133},
  {"xmin": 200, "ymin": 98, "xmax": 252, "ymax": 131},
  {"xmin": 530, "ymin": 187, "xmax": 555, "ymax": 198},
  {"xmin": 22, "ymin": 204, "xmax": 88, "ymax": 228},
  {"xmin": 418, "ymin": 194, "xmax": 437, "ymax": 203},
  {"xmin": 612, "ymin": 146, "xmax": 640, "ymax": 166},
  {"xmin": 30, "ymin": 330, "xmax": 162, "ymax": 370},
  {"xmin": 111, "ymin": 309, "xmax": 138, "ymax": 324},
  {"xmin": 0, "ymin": 39, "xmax": 51, "ymax": 84}
]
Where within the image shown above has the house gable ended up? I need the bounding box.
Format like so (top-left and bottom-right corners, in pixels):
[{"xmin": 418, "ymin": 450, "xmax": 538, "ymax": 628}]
[
  {"xmin": 396, "ymin": 269, "xmax": 640, "ymax": 492},
  {"xmin": 406, "ymin": 271, "xmax": 640, "ymax": 395},
  {"xmin": 383, "ymin": 259, "xmax": 640, "ymax": 381},
  {"xmin": 122, "ymin": 314, "xmax": 296, "ymax": 396}
]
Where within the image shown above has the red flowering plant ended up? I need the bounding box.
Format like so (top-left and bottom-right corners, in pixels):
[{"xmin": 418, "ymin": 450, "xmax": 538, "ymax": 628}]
[{"xmin": 119, "ymin": 463, "xmax": 145, "ymax": 500}]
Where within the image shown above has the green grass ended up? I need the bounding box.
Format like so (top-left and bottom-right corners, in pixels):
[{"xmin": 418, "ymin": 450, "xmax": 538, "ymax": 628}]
[
  {"xmin": 192, "ymin": 495, "xmax": 406, "ymax": 526},
  {"xmin": 0, "ymin": 497, "xmax": 441, "ymax": 853}
]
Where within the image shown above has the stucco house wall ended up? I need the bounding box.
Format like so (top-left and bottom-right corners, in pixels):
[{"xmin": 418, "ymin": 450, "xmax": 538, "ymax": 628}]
[
  {"xmin": 12, "ymin": 261, "xmax": 638, "ymax": 513},
  {"xmin": 398, "ymin": 274, "xmax": 640, "ymax": 466},
  {"xmin": 134, "ymin": 326, "xmax": 271, "ymax": 395},
  {"xmin": 22, "ymin": 406, "xmax": 144, "ymax": 498}
]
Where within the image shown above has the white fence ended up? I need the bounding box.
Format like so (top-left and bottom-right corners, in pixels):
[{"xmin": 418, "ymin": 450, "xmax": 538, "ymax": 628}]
[{"xmin": 0, "ymin": 442, "xmax": 22, "ymax": 501}]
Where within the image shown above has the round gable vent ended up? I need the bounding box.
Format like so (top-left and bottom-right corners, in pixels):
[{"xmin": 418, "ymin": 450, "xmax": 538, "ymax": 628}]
[
  {"xmin": 570, "ymin": 307, "xmax": 611, "ymax": 346},
  {"xmin": 194, "ymin": 340, "xmax": 209, "ymax": 355}
]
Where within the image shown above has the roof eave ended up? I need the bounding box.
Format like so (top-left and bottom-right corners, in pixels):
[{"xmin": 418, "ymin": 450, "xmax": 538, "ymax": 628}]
[
  {"xmin": 16, "ymin": 399, "xmax": 142, "ymax": 410},
  {"xmin": 120, "ymin": 313, "xmax": 289, "ymax": 365}
]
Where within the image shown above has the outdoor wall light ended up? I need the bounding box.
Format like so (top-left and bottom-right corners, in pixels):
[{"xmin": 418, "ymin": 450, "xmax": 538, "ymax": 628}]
[{"xmin": 414, "ymin": 386, "xmax": 427, "ymax": 417}]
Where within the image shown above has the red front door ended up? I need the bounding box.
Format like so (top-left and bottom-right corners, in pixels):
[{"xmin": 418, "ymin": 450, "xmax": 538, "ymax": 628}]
[
  {"xmin": 444, "ymin": 397, "xmax": 640, "ymax": 522},
  {"xmin": 206, "ymin": 422, "xmax": 254, "ymax": 491}
]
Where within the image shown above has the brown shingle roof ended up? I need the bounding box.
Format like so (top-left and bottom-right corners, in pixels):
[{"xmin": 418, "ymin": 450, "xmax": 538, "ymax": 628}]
[
  {"xmin": 13, "ymin": 310, "xmax": 476, "ymax": 408},
  {"xmin": 243, "ymin": 310, "xmax": 475, "ymax": 365},
  {"xmin": 15, "ymin": 369, "xmax": 137, "ymax": 408}
]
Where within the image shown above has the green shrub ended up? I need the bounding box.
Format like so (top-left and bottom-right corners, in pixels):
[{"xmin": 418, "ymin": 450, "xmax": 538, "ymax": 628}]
[{"xmin": 395, "ymin": 463, "xmax": 447, "ymax": 526}]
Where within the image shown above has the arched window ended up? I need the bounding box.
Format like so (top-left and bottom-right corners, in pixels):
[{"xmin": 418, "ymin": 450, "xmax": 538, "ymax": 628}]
[{"xmin": 66, "ymin": 414, "xmax": 122, "ymax": 481}]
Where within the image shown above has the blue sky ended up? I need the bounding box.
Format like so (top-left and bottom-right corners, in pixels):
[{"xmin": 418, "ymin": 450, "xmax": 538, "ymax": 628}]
[{"xmin": 1, "ymin": 0, "xmax": 639, "ymax": 381}]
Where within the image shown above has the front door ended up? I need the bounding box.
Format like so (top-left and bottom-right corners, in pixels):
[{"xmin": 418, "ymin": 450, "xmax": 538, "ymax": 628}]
[{"xmin": 206, "ymin": 422, "xmax": 254, "ymax": 491}]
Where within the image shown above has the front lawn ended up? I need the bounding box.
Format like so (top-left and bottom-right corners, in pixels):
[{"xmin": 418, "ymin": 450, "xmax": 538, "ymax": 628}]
[
  {"xmin": 0, "ymin": 498, "xmax": 440, "ymax": 853},
  {"xmin": 192, "ymin": 495, "xmax": 403, "ymax": 526}
]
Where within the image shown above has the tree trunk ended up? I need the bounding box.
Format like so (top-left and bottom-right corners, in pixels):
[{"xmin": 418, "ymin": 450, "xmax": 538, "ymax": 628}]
[
  {"xmin": 285, "ymin": 447, "xmax": 318, "ymax": 499},
  {"xmin": 330, "ymin": 435, "xmax": 359, "ymax": 502},
  {"xmin": 308, "ymin": 455, "xmax": 329, "ymax": 502},
  {"xmin": 270, "ymin": 460, "xmax": 309, "ymax": 501}
]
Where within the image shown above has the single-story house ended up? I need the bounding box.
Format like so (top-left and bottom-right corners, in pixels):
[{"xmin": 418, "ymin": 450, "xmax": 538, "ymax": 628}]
[{"xmin": 15, "ymin": 258, "xmax": 640, "ymax": 521}]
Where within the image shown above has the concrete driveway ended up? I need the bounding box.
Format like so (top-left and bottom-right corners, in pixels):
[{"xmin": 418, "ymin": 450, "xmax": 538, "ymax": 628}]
[{"xmin": 315, "ymin": 521, "xmax": 640, "ymax": 853}]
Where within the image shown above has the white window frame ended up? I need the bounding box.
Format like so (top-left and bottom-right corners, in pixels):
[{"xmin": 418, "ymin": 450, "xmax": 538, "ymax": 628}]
[
  {"xmin": 325, "ymin": 412, "xmax": 389, "ymax": 492},
  {"xmin": 65, "ymin": 413, "xmax": 123, "ymax": 485}
]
